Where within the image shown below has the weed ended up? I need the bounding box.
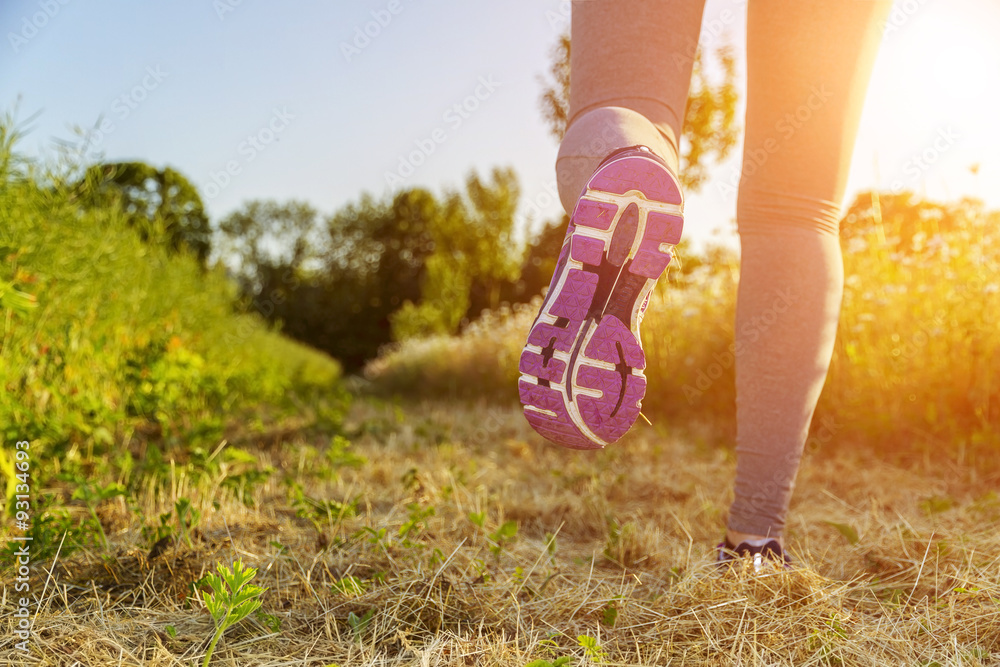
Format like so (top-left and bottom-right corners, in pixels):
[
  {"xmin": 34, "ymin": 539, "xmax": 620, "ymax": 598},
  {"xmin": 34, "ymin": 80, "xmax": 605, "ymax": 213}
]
[
  {"xmin": 603, "ymin": 519, "xmax": 653, "ymax": 568},
  {"xmin": 577, "ymin": 634, "xmax": 605, "ymax": 663},
  {"xmin": 600, "ymin": 602, "xmax": 618, "ymax": 627},
  {"xmin": 138, "ymin": 505, "xmax": 175, "ymax": 547},
  {"xmin": 326, "ymin": 435, "xmax": 367, "ymax": 470},
  {"xmin": 347, "ymin": 609, "xmax": 374, "ymax": 643},
  {"xmin": 175, "ymin": 497, "xmax": 202, "ymax": 549},
  {"xmin": 488, "ymin": 520, "xmax": 518, "ymax": 561},
  {"xmin": 221, "ymin": 463, "xmax": 273, "ymax": 507},
  {"xmin": 255, "ymin": 610, "xmax": 282, "ymax": 633},
  {"xmin": 524, "ymin": 658, "xmax": 571, "ymax": 667},
  {"xmin": 825, "ymin": 521, "xmax": 860, "ymax": 545},
  {"xmin": 544, "ymin": 532, "xmax": 558, "ymax": 566},
  {"xmin": 399, "ymin": 502, "xmax": 435, "ymax": 545},
  {"xmin": 1, "ymin": 502, "xmax": 77, "ymax": 562},
  {"xmin": 401, "ymin": 467, "xmax": 421, "ymax": 492},
  {"xmin": 70, "ymin": 480, "xmax": 125, "ymax": 551},
  {"xmin": 0, "ymin": 117, "xmax": 344, "ymax": 542},
  {"xmin": 330, "ymin": 575, "xmax": 368, "ymax": 597},
  {"xmin": 287, "ymin": 479, "xmax": 356, "ymax": 541},
  {"xmin": 198, "ymin": 559, "xmax": 268, "ymax": 667}
]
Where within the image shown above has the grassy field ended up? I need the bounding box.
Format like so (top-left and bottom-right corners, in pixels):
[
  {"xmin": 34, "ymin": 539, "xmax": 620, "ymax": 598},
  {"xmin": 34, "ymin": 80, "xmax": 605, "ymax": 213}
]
[
  {"xmin": 369, "ymin": 194, "xmax": 1000, "ymax": 470},
  {"xmin": 8, "ymin": 398, "xmax": 999, "ymax": 665},
  {"xmin": 2, "ymin": 121, "xmax": 1000, "ymax": 665}
]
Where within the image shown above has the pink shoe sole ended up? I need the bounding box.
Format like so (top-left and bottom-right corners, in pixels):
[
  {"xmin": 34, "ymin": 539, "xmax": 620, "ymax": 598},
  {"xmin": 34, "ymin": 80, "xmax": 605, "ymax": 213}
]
[{"xmin": 518, "ymin": 146, "xmax": 684, "ymax": 449}]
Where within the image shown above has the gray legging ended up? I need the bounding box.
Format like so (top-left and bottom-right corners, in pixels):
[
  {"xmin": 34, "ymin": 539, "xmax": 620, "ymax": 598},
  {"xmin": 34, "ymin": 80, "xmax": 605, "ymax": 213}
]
[{"xmin": 557, "ymin": 0, "xmax": 893, "ymax": 538}]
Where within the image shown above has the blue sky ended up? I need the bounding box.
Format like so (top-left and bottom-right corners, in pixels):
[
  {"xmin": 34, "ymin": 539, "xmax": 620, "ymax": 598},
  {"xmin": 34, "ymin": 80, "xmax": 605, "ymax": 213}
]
[{"xmin": 3, "ymin": 0, "xmax": 1000, "ymax": 251}]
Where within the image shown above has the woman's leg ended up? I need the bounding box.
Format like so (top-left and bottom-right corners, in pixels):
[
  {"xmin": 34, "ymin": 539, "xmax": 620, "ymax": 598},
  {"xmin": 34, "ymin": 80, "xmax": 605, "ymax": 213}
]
[
  {"xmin": 521, "ymin": 1, "xmax": 704, "ymax": 449},
  {"xmin": 729, "ymin": 0, "xmax": 893, "ymax": 542},
  {"xmin": 556, "ymin": 0, "xmax": 708, "ymax": 213}
]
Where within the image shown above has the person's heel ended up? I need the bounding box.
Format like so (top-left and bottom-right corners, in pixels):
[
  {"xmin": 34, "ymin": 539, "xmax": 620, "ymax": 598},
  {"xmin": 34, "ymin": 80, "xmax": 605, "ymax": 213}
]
[{"xmin": 519, "ymin": 146, "xmax": 683, "ymax": 449}]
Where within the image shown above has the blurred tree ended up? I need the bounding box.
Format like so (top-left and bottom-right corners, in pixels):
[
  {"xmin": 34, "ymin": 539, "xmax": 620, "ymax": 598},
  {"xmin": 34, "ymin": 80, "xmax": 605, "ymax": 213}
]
[
  {"xmin": 539, "ymin": 33, "xmax": 572, "ymax": 146},
  {"xmin": 218, "ymin": 173, "xmax": 521, "ymax": 367},
  {"xmin": 681, "ymin": 45, "xmax": 740, "ymax": 192},
  {"xmin": 510, "ymin": 213, "xmax": 569, "ymax": 303},
  {"xmin": 320, "ymin": 189, "xmax": 437, "ymax": 367},
  {"xmin": 465, "ymin": 167, "xmax": 522, "ymax": 309},
  {"xmin": 526, "ymin": 33, "xmax": 741, "ymax": 304},
  {"xmin": 538, "ymin": 34, "xmax": 740, "ymax": 193},
  {"xmin": 81, "ymin": 162, "xmax": 211, "ymax": 264},
  {"xmin": 329, "ymin": 188, "xmax": 437, "ymax": 309},
  {"xmin": 216, "ymin": 199, "xmax": 322, "ymax": 295},
  {"xmin": 392, "ymin": 167, "xmax": 522, "ymax": 339},
  {"xmin": 839, "ymin": 190, "xmax": 984, "ymax": 252},
  {"xmin": 390, "ymin": 195, "xmax": 466, "ymax": 338}
]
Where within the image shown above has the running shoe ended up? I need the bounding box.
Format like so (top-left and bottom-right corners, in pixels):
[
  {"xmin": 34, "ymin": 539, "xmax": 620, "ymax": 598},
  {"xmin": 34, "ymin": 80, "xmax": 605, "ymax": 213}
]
[
  {"xmin": 518, "ymin": 145, "xmax": 684, "ymax": 449},
  {"xmin": 716, "ymin": 538, "xmax": 793, "ymax": 572}
]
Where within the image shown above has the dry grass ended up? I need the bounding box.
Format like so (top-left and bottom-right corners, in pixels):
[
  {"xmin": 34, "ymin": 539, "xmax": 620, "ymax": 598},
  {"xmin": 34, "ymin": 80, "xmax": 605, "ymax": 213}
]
[
  {"xmin": 3, "ymin": 399, "xmax": 999, "ymax": 666},
  {"xmin": 366, "ymin": 197, "xmax": 1000, "ymax": 469}
]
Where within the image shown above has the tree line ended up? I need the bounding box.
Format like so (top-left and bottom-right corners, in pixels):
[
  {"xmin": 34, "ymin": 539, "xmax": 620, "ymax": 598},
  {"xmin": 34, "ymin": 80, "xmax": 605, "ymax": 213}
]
[
  {"xmin": 77, "ymin": 159, "xmax": 568, "ymax": 370},
  {"xmin": 71, "ymin": 37, "xmax": 742, "ymax": 371}
]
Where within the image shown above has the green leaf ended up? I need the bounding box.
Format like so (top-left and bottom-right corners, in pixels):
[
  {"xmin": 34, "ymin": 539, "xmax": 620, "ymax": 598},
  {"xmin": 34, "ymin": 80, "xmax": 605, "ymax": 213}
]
[
  {"xmin": 489, "ymin": 520, "xmax": 518, "ymax": 543},
  {"xmin": 203, "ymin": 573, "xmax": 227, "ymax": 599},
  {"xmin": 920, "ymin": 495, "xmax": 954, "ymax": 515},
  {"xmin": 229, "ymin": 598, "xmax": 263, "ymax": 623},
  {"xmin": 230, "ymin": 589, "xmax": 263, "ymax": 608},
  {"xmin": 347, "ymin": 608, "xmax": 374, "ymax": 641},
  {"xmin": 223, "ymin": 447, "xmax": 259, "ymax": 465},
  {"xmin": 824, "ymin": 520, "xmax": 859, "ymax": 545},
  {"xmin": 544, "ymin": 532, "xmax": 557, "ymax": 558},
  {"xmin": 0, "ymin": 282, "xmax": 38, "ymax": 314},
  {"xmin": 256, "ymin": 610, "xmax": 281, "ymax": 633},
  {"xmin": 97, "ymin": 482, "xmax": 126, "ymax": 501},
  {"xmin": 331, "ymin": 576, "xmax": 367, "ymax": 597},
  {"xmin": 601, "ymin": 604, "xmax": 618, "ymax": 627},
  {"xmin": 204, "ymin": 593, "xmax": 224, "ymax": 621},
  {"xmin": 577, "ymin": 634, "xmax": 603, "ymax": 660}
]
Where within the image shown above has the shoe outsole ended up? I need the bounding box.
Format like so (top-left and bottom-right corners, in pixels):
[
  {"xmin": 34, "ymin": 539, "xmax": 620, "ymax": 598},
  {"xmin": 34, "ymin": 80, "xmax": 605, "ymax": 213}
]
[{"xmin": 518, "ymin": 148, "xmax": 684, "ymax": 449}]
